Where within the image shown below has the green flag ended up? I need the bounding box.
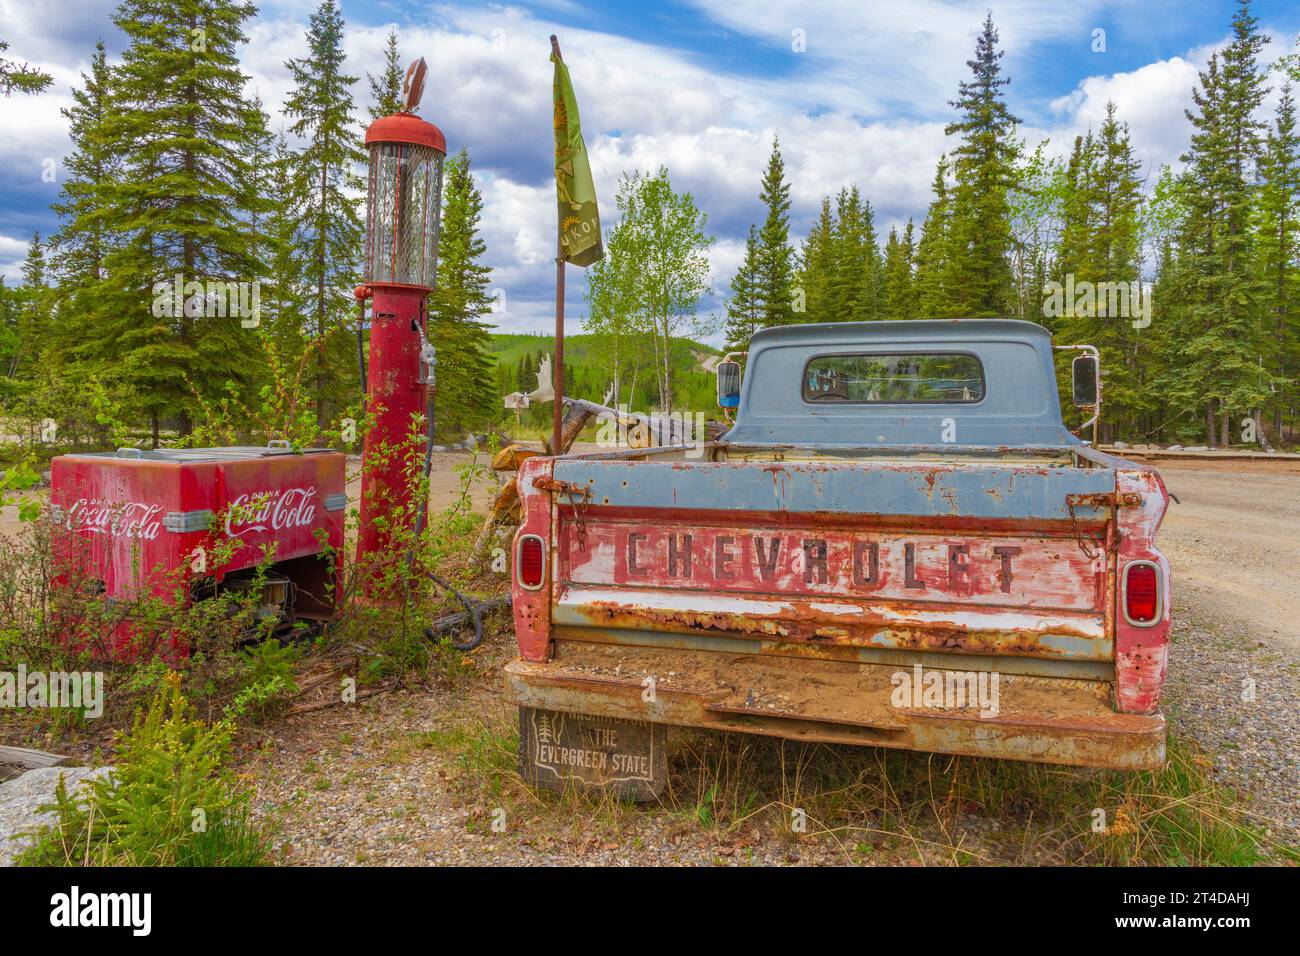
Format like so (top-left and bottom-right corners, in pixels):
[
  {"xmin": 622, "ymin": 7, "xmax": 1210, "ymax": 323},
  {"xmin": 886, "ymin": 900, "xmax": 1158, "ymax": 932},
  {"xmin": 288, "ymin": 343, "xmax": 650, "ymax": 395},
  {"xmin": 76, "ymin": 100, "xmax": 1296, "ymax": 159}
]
[{"xmin": 552, "ymin": 48, "xmax": 603, "ymax": 267}]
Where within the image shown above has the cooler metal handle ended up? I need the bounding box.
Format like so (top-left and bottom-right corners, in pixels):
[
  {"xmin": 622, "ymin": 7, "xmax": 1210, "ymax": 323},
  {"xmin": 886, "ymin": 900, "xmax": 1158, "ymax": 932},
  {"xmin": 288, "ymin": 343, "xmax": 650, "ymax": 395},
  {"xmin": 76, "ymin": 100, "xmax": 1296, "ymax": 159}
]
[
  {"xmin": 115, "ymin": 447, "xmax": 144, "ymax": 459},
  {"xmin": 266, "ymin": 440, "xmax": 292, "ymax": 450}
]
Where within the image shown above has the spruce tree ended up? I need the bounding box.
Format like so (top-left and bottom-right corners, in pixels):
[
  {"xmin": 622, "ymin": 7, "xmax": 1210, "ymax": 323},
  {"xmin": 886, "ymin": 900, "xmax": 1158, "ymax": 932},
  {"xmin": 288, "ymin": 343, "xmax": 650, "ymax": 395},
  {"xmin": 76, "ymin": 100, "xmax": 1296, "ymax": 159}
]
[
  {"xmin": 1167, "ymin": 0, "xmax": 1269, "ymax": 446},
  {"xmin": 944, "ymin": 13, "xmax": 1020, "ymax": 317},
  {"xmin": 259, "ymin": 132, "xmax": 311, "ymax": 371},
  {"xmin": 754, "ymin": 137, "xmax": 795, "ymax": 328},
  {"xmin": 881, "ymin": 228, "xmax": 901, "ymax": 316},
  {"xmin": 1052, "ymin": 105, "xmax": 1146, "ymax": 439},
  {"xmin": 0, "ymin": 278, "xmax": 18, "ymax": 383},
  {"xmin": 241, "ymin": 95, "xmax": 277, "ymax": 276},
  {"xmin": 724, "ymin": 226, "xmax": 762, "ymax": 349},
  {"xmin": 367, "ymin": 27, "xmax": 403, "ymax": 120},
  {"xmin": 882, "ymin": 220, "xmax": 917, "ymax": 319},
  {"xmin": 10, "ymin": 233, "xmax": 49, "ymax": 379},
  {"xmin": 914, "ymin": 155, "xmax": 955, "ymax": 317},
  {"xmin": 1255, "ymin": 81, "xmax": 1299, "ymax": 439},
  {"xmin": 857, "ymin": 197, "xmax": 883, "ymax": 320},
  {"xmin": 796, "ymin": 198, "xmax": 834, "ymax": 323},
  {"xmin": 826, "ymin": 187, "xmax": 877, "ymax": 322},
  {"xmin": 428, "ymin": 150, "xmax": 497, "ymax": 437},
  {"xmin": 1053, "ymin": 133, "xmax": 1098, "ymax": 290},
  {"xmin": 50, "ymin": 40, "xmax": 120, "ymax": 366},
  {"xmin": 283, "ymin": 0, "xmax": 366, "ymax": 429},
  {"xmin": 89, "ymin": 0, "xmax": 265, "ymax": 439},
  {"xmin": 0, "ymin": 35, "xmax": 52, "ymax": 95}
]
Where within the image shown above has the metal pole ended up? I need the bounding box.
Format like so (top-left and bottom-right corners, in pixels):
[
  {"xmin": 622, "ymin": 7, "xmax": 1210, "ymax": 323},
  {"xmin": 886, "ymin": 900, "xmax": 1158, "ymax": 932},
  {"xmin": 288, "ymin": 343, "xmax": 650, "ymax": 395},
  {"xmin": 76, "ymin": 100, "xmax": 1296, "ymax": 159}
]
[{"xmin": 553, "ymin": 241, "xmax": 565, "ymax": 455}]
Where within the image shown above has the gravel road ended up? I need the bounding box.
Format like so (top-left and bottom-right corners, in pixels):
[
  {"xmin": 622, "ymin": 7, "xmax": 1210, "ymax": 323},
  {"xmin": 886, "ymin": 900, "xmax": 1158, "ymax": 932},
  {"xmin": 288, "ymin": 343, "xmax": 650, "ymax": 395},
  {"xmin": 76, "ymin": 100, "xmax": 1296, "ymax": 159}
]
[{"xmin": 1148, "ymin": 459, "xmax": 1300, "ymax": 846}]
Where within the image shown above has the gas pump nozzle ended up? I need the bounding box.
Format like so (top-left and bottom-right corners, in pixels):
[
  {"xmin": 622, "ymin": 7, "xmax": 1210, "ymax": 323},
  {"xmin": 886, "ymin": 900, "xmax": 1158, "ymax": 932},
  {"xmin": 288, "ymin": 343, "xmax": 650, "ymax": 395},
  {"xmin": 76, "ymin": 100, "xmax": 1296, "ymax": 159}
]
[{"xmin": 412, "ymin": 318, "xmax": 436, "ymax": 386}]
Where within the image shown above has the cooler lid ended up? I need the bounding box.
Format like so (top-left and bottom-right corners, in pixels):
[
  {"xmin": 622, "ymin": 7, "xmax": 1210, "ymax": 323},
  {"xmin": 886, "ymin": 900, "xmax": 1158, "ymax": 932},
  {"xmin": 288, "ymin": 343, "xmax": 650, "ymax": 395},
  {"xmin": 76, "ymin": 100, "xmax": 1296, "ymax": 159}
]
[{"xmin": 61, "ymin": 442, "xmax": 337, "ymax": 463}]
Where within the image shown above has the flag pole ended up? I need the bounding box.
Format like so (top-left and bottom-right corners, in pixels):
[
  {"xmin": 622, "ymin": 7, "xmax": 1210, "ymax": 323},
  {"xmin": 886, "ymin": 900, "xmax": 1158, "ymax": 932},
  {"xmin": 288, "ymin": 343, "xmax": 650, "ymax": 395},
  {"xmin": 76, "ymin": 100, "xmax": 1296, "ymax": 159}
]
[{"xmin": 551, "ymin": 33, "xmax": 566, "ymax": 457}]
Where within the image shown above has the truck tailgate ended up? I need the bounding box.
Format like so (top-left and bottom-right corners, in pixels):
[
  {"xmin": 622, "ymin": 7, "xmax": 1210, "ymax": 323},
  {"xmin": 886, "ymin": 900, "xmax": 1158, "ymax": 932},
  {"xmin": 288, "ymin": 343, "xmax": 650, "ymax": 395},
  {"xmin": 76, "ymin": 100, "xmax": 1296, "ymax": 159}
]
[{"xmin": 549, "ymin": 457, "xmax": 1118, "ymax": 671}]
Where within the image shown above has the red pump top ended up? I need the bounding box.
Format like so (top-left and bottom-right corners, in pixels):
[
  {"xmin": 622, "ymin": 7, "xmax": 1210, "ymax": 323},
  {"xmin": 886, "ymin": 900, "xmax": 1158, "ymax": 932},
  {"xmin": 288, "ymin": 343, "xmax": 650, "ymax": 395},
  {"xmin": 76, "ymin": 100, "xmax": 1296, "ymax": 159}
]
[{"xmin": 364, "ymin": 112, "xmax": 446, "ymax": 153}]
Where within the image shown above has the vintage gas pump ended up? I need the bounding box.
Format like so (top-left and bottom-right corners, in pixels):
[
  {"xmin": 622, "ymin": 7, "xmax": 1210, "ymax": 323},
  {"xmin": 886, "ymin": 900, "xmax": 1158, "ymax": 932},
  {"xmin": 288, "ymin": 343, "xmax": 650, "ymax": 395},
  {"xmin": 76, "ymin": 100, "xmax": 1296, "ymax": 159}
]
[{"xmin": 354, "ymin": 67, "xmax": 446, "ymax": 580}]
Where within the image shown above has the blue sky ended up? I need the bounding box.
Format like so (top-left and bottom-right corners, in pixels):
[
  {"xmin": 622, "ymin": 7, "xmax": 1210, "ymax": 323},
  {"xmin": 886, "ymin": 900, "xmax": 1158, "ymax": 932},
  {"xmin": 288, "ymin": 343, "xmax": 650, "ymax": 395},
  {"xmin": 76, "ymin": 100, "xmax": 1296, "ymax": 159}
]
[{"xmin": 1, "ymin": 0, "xmax": 1298, "ymax": 338}]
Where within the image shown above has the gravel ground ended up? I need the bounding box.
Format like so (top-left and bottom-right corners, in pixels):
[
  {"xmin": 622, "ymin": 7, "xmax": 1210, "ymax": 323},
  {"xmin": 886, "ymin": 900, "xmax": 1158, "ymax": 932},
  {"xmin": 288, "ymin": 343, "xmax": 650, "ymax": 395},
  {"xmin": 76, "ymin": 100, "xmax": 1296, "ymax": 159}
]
[{"xmin": 242, "ymin": 673, "xmax": 869, "ymax": 867}]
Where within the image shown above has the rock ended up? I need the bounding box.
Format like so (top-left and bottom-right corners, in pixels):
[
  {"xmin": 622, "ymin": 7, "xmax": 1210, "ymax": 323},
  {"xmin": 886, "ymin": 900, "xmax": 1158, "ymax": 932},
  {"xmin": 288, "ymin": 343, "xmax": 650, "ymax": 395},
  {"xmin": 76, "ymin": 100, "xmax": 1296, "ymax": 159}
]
[
  {"xmin": 1184, "ymin": 445, "xmax": 1209, "ymax": 452},
  {"xmin": 1112, "ymin": 441, "xmax": 1130, "ymax": 449},
  {"xmin": 0, "ymin": 766, "xmax": 113, "ymax": 866},
  {"xmin": 1166, "ymin": 444, "xmax": 1184, "ymax": 451}
]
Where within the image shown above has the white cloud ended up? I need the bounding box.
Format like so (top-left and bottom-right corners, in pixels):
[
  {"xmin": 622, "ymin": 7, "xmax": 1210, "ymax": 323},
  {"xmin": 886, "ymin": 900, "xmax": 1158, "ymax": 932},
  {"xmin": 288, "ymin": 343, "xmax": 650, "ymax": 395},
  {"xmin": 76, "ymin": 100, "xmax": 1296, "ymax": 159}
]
[
  {"xmin": 683, "ymin": 0, "xmax": 1108, "ymax": 119},
  {"xmin": 0, "ymin": 233, "xmax": 30, "ymax": 280}
]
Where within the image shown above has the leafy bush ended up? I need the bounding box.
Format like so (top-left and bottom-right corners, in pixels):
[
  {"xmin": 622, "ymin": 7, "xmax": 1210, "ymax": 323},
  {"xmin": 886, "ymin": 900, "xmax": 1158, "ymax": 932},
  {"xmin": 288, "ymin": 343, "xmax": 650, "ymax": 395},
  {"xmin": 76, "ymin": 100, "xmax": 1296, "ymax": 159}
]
[
  {"xmin": 227, "ymin": 638, "xmax": 301, "ymax": 719},
  {"xmin": 19, "ymin": 674, "xmax": 270, "ymax": 867}
]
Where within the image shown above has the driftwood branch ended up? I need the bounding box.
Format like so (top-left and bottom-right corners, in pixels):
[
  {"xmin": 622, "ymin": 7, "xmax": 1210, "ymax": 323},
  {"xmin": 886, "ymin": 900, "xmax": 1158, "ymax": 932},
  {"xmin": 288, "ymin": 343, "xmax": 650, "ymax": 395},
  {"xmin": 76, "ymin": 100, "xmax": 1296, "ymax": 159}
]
[{"xmin": 0, "ymin": 745, "xmax": 73, "ymax": 770}]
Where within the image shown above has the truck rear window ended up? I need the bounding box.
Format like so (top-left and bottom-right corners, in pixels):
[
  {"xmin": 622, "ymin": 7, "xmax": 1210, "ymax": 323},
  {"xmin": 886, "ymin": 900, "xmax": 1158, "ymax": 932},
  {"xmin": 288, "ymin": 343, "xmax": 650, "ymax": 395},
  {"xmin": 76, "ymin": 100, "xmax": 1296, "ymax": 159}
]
[{"xmin": 803, "ymin": 353, "xmax": 985, "ymax": 404}]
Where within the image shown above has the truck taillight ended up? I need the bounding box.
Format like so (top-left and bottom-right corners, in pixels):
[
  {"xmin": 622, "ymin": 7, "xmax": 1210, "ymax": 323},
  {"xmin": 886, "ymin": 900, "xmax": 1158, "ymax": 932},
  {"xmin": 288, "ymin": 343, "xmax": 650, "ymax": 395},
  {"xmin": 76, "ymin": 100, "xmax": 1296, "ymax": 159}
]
[
  {"xmin": 517, "ymin": 534, "xmax": 546, "ymax": 590},
  {"xmin": 1123, "ymin": 561, "xmax": 1161, "ymax": 625}
]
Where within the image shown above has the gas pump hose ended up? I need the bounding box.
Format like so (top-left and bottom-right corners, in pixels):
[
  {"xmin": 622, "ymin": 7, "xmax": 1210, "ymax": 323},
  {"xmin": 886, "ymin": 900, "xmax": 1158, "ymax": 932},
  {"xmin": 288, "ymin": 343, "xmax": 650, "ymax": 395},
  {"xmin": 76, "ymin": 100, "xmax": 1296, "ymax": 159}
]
[{"xmin": 405, "ymin": 313, "xmax": 502, "ymax": 652}]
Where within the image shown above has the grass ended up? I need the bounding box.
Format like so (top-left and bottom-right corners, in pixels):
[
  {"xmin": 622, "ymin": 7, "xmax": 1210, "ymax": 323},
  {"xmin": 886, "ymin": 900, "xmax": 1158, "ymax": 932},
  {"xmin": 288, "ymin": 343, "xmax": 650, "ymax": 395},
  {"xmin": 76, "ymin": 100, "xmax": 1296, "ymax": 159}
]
[{"xmin": 420, "ymin": 710, "xmax": 1269, "ymax": 866}]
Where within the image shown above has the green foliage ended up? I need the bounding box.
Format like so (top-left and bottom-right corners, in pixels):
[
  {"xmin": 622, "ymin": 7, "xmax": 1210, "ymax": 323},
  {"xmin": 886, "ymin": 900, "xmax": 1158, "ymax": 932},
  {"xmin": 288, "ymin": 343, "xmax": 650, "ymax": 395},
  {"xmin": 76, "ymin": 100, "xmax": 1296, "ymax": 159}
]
[
  {"xmin": 0, "ymin": 457, "xmax": 41, "ymax": 521},
  {"xmin": 1158, "ymin": 0, "xmax": 1273, "ymax": 446},
  {"xmin": 428, "ymin": 151, "xmax": 498, "ymax": 439},
  {"xmin": 827, "ymin": 186, "xmax": 882, "ymax": 322},
  {"xmin": 723, "ymin": 226, "xmax": 762, "ymax": 349},
  {"xmin": 283, "ymin": 0, "xmax": 366, "ymax": 430},
  {"xmin": 1255, "ymin": 81, "xmax": 1300, "ymax": 437},
  {"xmin": 582, "ymin": 167, "xmax": 713, "ymax": 410},
  {"xmin": 0, "ymin": 35, "xmax": 53, "ymax": 95},
  {"xmin": 881, "ymin": 221, "xmax": 917, "ymax": 318},
  {"xmin": 80, "ymin": 0, "xmax": 266, "ymax": 437},
  {"xmin": 754, "ymin": 137, "xmax": 796, "ymax": 328},
  {"xmin": 915, "ymin": 154, "xmax": 956, "ymax": 317},
  {"xmin": 228, "ymin": 638, "xmax": 301, "ymax": 720},
  {"xmin": 367, "ymin": 27, "xmax": 403, "ymax": 119},
  {"xmin": 19, "ymin": 676, "xmax": 271, "ymax": 867},
  {"xmin": 942, "ymin": 12, "xmax": 1020, "ymax": 317}
]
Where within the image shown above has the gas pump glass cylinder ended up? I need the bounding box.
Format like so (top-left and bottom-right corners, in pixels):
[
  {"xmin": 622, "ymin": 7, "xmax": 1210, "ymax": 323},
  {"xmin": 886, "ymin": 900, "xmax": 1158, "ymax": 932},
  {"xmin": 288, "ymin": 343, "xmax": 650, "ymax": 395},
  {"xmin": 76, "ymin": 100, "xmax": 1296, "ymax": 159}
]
[{"xmin": 364, "ymin": 125, "xmax": 446, "ymax": 287}]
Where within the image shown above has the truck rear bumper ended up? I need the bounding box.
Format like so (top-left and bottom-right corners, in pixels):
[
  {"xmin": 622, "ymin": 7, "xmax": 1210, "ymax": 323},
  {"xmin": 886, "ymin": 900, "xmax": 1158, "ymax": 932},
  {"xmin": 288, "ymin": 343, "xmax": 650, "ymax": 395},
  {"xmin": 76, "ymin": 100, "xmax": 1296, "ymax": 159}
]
[{"xmin": 504, "ymin": 641, "xmax": 1165, "ymax": 771}]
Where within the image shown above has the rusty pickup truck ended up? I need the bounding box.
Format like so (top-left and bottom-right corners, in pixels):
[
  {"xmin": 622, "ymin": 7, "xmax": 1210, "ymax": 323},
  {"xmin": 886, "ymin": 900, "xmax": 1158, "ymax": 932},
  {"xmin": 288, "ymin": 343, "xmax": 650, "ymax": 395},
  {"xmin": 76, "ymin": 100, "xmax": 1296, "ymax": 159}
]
[{"xmin": 506, "ymin": 319, "xmax": 1171, "ymax": 798}]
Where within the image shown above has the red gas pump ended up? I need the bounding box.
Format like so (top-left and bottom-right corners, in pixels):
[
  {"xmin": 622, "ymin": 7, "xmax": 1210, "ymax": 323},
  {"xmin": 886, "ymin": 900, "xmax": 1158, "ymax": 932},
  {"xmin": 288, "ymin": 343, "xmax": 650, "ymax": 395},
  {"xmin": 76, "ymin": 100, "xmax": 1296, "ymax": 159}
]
[{"xmin": 355, "ymin": 108, "xmax": 447, "ymax": 585}]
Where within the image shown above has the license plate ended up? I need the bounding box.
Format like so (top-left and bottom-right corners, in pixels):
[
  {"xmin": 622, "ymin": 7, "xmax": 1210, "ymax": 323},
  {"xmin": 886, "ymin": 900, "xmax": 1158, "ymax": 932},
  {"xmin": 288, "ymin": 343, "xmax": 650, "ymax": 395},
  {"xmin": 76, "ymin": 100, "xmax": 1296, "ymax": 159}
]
[{"xmin": 518, "ymin": 707, "xmax": 666, "ymax": 801}]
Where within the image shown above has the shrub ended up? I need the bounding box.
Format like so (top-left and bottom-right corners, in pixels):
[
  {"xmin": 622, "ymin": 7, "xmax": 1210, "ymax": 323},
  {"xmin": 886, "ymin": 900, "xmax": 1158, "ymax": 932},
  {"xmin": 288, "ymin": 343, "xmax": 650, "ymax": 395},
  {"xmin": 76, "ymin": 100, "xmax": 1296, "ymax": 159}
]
[{"xmin": 19, "ymin": 674, "xmax": 271, "ymax": 867}]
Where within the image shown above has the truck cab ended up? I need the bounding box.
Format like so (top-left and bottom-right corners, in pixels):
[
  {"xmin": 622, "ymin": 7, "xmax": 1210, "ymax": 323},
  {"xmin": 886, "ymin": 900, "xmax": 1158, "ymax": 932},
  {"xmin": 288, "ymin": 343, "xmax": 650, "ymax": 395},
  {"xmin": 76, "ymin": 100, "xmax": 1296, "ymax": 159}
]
[{"xmin": 507, "ymin": 320, "xmax": 1171, "ymax": 798}]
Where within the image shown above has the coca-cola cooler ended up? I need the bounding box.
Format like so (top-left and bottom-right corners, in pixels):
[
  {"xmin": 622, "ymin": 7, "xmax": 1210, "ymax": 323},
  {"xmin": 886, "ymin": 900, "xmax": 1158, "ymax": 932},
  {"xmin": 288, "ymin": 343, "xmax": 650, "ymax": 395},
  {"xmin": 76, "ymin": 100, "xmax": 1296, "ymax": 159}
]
[{"xmin": 50, "ymin": 444, "xmax": 347, "ymax": 657}]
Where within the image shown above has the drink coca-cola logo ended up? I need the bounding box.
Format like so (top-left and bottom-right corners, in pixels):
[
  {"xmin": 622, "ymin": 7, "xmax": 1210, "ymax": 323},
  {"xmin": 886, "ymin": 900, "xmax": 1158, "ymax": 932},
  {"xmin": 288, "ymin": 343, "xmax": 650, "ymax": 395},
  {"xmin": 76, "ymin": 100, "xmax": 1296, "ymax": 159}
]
[
  {"xmin": 225, "ymin": 487, "xmax": 318, "ymax": 536},
  {"xmin": 65, "ymin": 498, "xmax": 162, "ymax": 540}
]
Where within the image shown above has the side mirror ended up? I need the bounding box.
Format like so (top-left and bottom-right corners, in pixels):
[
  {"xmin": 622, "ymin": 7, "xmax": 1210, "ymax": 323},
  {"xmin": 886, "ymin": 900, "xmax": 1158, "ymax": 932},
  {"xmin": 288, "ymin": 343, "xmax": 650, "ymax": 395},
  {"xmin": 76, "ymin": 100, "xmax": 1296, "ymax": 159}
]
[
  {"xmin": 1072, "ymin": 354, "xmax": 1098, "ymax": 407},
  {"xmin": 716, "ymin": 360, "xmax": 741, "ymax": 409}
]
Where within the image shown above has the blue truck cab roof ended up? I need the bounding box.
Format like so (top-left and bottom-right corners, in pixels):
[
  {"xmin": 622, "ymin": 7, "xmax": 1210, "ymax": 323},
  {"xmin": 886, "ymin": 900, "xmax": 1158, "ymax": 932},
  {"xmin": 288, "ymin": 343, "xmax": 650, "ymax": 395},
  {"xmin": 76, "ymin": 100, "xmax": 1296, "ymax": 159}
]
[{"xmin": 724, "ymin": 318, "xmax": 1079, "ymax": 448}]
